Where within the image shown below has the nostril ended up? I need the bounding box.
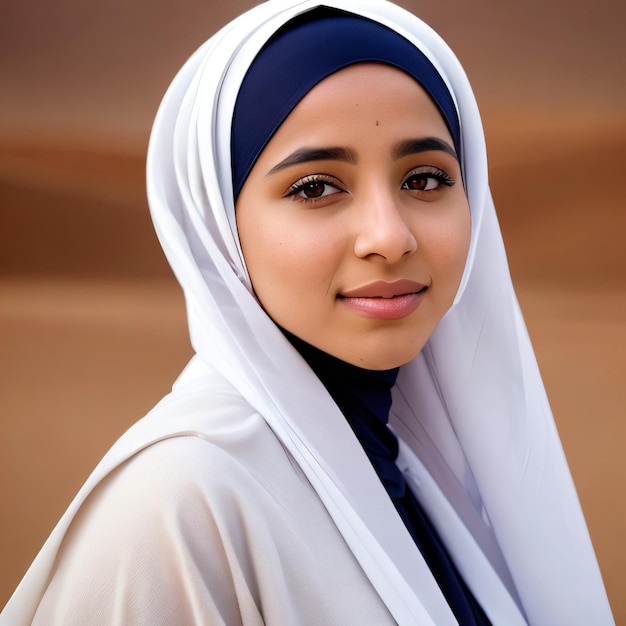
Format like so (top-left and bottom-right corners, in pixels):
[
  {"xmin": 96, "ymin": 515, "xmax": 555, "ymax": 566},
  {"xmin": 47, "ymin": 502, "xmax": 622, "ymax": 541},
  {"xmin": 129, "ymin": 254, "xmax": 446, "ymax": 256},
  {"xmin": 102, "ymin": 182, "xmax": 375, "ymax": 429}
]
[{"xmin": 353, "ymin": 213, "xmax": 418, "ymax": 262}]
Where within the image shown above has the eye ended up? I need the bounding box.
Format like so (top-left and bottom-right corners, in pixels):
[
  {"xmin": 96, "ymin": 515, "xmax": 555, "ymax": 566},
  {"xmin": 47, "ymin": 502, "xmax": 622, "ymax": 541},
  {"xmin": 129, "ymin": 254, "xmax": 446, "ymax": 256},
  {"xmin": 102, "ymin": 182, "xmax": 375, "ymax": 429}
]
[
  {"xmin": 286, "ymin": 175, "xmax": 344, "ymax": 201},
  {"xmin": 401, "ymin": 166, "xmax": 455, "ymax": 193}
]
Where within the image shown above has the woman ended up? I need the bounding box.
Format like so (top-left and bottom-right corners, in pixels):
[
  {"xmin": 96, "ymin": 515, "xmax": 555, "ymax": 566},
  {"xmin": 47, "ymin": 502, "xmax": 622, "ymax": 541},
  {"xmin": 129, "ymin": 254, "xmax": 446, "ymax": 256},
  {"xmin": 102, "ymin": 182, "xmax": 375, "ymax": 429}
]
[{"xmin": 1, "ymin": 0, "xmax": 613, "ymax": 624}]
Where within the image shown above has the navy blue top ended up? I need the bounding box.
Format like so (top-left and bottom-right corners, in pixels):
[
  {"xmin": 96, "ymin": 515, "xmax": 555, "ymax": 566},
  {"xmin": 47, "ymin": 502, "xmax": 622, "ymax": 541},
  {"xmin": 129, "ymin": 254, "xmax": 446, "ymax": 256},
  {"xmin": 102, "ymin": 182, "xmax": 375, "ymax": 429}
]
[{"xmin": 284, "ymin": 331, "xmax": 491, "ymax": 626}]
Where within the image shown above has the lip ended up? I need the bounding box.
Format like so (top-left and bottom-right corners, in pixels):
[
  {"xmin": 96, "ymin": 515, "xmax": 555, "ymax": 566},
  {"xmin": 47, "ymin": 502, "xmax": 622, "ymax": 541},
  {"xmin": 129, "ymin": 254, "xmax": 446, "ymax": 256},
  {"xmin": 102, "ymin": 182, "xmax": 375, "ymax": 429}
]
[
  {"xmin": 338, "ymin": 279, "xmax": 427, "ymax": 320},
  {"xmin": 340, "ymin": 279, "xmax": 427, "ymax": 299}
]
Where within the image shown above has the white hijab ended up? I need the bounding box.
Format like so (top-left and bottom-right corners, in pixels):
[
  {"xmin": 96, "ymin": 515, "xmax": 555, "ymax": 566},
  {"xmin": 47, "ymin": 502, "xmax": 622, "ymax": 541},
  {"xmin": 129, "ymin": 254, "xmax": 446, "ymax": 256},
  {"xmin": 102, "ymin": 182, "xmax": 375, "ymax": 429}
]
[{"xmin": 2, "ymin": 1, "xmax": 613, "ymax": 624}]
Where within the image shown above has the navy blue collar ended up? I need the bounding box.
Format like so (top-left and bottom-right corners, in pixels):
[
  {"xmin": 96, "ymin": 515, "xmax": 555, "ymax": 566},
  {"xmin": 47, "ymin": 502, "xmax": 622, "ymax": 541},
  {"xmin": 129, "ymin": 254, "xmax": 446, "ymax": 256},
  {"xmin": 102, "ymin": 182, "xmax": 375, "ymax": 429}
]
[{"xmin": 282, "ymin": 330, "xmax": 405, "ymax": 496}]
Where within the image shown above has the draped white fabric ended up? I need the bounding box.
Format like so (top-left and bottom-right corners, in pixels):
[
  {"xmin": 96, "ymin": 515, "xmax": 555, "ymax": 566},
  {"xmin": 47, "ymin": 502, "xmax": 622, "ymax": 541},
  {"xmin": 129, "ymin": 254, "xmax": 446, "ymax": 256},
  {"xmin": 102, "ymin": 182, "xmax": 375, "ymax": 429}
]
[{"xmin": 1, "ymin": 1, "xmax": 613, "ymax": 624}]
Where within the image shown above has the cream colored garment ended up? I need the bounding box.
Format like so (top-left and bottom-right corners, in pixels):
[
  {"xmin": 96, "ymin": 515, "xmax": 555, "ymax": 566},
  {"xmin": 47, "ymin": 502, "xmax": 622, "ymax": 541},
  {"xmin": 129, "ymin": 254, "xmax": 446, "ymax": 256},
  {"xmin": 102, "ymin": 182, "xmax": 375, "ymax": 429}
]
[
  {"xmin": 1, "ymin": 0, "xmax": 613, "ymax": 624},
  {"xmin": 30, "ymin": 371, "xmax": 397, "ymax": 625}
]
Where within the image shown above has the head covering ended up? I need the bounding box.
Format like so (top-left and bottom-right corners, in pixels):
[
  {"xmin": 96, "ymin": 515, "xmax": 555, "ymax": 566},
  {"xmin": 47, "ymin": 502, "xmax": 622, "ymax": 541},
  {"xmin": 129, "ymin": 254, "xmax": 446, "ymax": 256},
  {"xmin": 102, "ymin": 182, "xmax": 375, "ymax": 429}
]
[
  {"xmin": 230, "ymin": 8, "xmax": 461, "ymax": 198},
  {"xmin": 2, "ymin": 1, "xmax": 612, "ymax": 624},
  {"xmin": 148, "ymin": 0, "xmax": 610, "ymax": 624},
  {"xmin": 144, "ymin": 2, "xmax": 611, "ymax": 623}
]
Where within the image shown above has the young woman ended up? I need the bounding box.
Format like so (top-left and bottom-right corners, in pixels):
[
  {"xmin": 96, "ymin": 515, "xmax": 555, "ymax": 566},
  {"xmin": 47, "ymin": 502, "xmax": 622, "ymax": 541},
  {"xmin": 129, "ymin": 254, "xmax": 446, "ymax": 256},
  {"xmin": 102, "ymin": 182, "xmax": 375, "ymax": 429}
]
[{"xmin": 1, "ymin": 1, "xmax": 613, "ymax": 624}]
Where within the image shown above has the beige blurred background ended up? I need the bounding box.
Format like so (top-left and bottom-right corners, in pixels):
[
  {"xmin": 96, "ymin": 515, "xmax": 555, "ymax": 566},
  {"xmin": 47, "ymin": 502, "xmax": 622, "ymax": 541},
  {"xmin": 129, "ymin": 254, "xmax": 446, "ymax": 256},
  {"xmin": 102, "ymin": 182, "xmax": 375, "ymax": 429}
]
[{"xmin": 1, "ymin": 0, "xmax": 625, "ymax": 619}]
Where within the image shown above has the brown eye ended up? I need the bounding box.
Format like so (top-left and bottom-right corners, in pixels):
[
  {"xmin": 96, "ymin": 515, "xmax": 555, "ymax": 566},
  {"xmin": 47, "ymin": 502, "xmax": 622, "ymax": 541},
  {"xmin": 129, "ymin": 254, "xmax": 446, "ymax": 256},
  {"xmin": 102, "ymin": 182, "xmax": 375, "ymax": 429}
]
[
  {"xmin": 401, "ymin": 166, "xmax": 455, "ymax": 193},
  {"xmin": 300, "ymin": 181, "xmax": 327, "ymax": 198},
  {"xmin": 287, "ymin": 175, "xmax": 343, "ymax": 202},
  {"xmin": 402, "ymin": 175, "xmax": 438, "ymax": 191}
]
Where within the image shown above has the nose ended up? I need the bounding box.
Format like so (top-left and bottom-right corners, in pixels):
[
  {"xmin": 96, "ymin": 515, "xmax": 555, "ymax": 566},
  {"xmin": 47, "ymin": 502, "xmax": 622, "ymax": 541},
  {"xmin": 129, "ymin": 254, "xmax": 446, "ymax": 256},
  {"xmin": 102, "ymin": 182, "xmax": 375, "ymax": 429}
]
[{"xmin": 353, "ymin": 190, "xmax": 418, "ymax": 263}]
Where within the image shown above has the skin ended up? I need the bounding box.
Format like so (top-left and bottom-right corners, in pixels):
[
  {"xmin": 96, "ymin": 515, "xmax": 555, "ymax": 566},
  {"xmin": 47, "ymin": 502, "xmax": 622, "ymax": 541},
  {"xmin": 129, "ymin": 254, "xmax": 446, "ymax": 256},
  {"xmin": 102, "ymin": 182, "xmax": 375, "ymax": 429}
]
[{"xmin": 236, "ymin": 63, "xmax": 470, "ymax": 370}]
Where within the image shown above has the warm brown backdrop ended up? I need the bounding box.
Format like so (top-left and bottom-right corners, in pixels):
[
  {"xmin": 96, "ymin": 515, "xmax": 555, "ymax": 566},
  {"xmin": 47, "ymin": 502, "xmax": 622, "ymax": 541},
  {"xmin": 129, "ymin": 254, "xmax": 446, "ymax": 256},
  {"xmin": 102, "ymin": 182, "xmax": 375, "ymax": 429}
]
[{"xmin": 1, "ymin": 0, "xmax": 625, "ymax": 620}]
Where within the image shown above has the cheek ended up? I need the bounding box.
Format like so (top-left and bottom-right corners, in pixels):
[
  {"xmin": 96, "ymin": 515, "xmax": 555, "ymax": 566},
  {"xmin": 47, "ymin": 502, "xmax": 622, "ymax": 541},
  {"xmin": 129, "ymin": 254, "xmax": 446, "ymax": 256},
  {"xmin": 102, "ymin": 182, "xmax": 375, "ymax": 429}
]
[
  {"xmin": 455, "ymin": 204, "xmax": 472, "ymax": 268},
  {"xmin": 238, "ymin": 207, "xmax": 341, "ymax": 305},
  {"xmin": 445, "ymin": 213, "xmax": 471, "ymax": 271},
  {"xmin": 422, "ymin": 200, "xmax": 471, "ymax": 291},
  {"xmin": 448, "ymin": 213, "xmax": 472, "ymax": 298}
]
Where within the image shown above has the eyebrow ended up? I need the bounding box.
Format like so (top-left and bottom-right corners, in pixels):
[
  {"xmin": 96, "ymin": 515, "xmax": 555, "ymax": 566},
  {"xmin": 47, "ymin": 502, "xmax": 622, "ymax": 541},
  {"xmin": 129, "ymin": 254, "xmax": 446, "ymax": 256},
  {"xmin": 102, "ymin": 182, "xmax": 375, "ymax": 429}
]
[
  {"xmin": 267, "ymin": 146, "xmax": 357, "ymax": 175},
  {"xmin": 266, "ymin": 136, "xmax": 457, "ymax": 176},
  {"xmin": 392, "ymin": 137, "xmax": 458, "ymax": 161}
]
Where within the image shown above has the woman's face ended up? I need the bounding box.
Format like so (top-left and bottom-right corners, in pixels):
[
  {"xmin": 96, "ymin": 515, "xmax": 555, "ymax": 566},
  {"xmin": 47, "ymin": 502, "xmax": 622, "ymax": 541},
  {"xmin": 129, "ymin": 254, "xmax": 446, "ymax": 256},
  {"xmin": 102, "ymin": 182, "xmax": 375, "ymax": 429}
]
[{"xmin": 236, "ymin": 63, "xmax": 470, "ymax": 370}]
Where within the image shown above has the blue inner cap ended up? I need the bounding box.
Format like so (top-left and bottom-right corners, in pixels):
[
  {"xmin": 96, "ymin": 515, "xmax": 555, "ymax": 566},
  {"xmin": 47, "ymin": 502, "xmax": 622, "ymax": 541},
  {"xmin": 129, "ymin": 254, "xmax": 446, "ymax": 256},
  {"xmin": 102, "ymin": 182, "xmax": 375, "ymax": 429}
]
[{"xmin": 231, "ymin": 8, "xmax": 461, "ymax": 199}]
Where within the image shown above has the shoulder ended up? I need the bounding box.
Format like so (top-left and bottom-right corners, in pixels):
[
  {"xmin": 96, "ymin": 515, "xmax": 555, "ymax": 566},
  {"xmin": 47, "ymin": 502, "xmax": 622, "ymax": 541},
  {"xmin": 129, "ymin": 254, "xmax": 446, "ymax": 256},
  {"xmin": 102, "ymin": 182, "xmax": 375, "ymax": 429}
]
[
  {"xmin": 95, "ymin": 366, "xmax": 290, "ymax": 504},
  {"xmin": 32, "ymin": 432, "xmax": 294, "ymax": 624},
  {"xmin": 29, "ymin": 394, "xmax": 394, "ymax": 625},
  {"xmin": 60, "ymin": 365, "xmax": 301, "ymax": 562},
  {"xmin": 76, "ymin": 389, "xmax": 301, "ymax": 532},
  {"xmin": 97, "ymin": 429, "xmax": 293, "ymax": 524},
  {"xmin": 29, "ymin": 365, "xmax": 305, "ymax": 623}
]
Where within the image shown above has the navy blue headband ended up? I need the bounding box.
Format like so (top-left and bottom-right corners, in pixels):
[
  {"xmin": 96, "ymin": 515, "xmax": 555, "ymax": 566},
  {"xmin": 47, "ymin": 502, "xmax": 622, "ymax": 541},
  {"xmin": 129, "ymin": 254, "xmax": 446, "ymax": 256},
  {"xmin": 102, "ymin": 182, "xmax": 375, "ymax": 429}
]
[{"xmin": 231, "ymin": 8, "xmax": 460, "ymax": 199}]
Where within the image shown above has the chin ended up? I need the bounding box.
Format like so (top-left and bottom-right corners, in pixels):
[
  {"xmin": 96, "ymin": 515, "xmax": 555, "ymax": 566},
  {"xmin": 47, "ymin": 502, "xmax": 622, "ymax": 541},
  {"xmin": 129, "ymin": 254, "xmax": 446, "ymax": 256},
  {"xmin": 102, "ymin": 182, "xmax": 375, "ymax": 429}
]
[
  {"xmin": 334, "ymin": 336, "xmax": 426, "ymax": 371},
  {"xmin": 351, "ymin": 353, "xmax": 419, "ymax": 371}
]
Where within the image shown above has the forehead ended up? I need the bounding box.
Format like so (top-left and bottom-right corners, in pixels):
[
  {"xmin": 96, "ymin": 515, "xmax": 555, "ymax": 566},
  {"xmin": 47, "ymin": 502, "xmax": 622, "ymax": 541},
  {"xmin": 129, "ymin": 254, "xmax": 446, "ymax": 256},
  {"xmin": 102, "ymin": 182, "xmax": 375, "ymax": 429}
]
[
  {"xmin": 292, "ymin": 63, "xmax": 437, "ymax": 108},
  {"xmin": 266, "ymin": 63, "xmax": 452, "ymax": 146}
]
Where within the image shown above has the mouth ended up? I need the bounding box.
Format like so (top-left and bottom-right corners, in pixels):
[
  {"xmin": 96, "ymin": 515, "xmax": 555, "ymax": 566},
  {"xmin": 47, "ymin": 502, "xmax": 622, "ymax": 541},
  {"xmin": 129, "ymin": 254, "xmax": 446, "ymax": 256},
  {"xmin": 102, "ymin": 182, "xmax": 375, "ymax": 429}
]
[
  {"xmin": 338, "ymin": 280, "xmax": 428, "ymax": 320},
  {"xmin": 338, "ymin": 279, "xmax": 428, "ymax": 299}
]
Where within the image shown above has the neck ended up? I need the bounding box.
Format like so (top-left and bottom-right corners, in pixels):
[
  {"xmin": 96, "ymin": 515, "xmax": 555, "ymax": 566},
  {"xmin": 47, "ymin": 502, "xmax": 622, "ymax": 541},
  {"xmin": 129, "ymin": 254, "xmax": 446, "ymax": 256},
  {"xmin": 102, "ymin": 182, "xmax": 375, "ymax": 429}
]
[
  {"xmin": 282, "ymin": 329, "xmax": 399, "ymax": 417},
  {"xmin": 283, "ymin": 329, "xmax": 405, "ymax": 496}
]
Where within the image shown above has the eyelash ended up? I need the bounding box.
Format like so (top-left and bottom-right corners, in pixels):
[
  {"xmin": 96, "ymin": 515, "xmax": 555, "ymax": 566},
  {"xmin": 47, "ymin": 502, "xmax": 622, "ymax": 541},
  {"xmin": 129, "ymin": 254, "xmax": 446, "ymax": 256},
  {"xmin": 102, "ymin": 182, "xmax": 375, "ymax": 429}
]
[
  {"xmin": 401, "ymin": 166, "xmax": 455, "ymax": 191},
  {"xmin": 285, "ymin": 165, "xmax": 455, "ymax": 204},
  {"xmin": 285, "ymin": 175, "xmax": 344, "ymax": 202}
]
